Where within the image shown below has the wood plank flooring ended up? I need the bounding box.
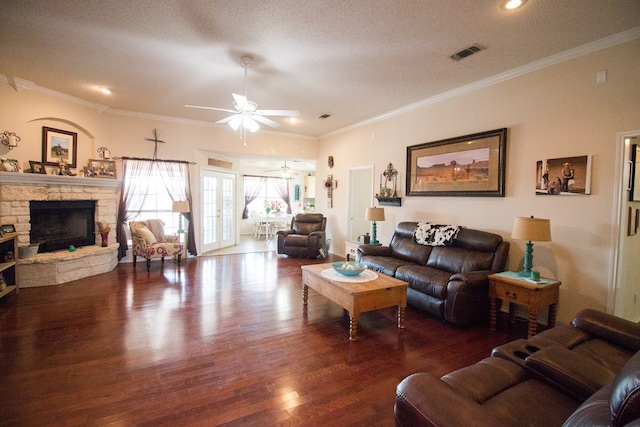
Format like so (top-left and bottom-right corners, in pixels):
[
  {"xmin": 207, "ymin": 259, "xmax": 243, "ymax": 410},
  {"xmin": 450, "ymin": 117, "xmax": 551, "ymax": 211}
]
[{"xmin": 0, "ymin": 252, "xmax": 518, "ymax": 426}]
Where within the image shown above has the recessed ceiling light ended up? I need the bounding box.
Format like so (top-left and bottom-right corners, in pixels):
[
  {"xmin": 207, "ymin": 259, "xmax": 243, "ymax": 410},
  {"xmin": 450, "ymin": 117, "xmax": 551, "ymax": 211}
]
[
  {"xmin": 503, "ymin": 0, "xmax": 527, "ymax": 10},
  {"xmin": 288, "ymin": 117, "xmax": 300, "ymax": 124},
  {"xmin": 98, "ymin": 86, "xmax": 111, "ymax": 95}
]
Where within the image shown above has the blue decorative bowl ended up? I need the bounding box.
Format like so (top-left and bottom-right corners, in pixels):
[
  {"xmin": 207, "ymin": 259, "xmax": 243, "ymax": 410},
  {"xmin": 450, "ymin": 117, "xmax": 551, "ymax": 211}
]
[{"xmin": 332, "ymin": 261, "xmax": 366, "ymax": 276}]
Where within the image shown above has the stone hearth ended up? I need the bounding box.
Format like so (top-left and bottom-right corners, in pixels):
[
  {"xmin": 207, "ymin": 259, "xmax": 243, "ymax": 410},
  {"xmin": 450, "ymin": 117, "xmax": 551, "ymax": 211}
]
[{"xmin": 0, "ymin": 173, "xmax": 120, "ymax": 287}]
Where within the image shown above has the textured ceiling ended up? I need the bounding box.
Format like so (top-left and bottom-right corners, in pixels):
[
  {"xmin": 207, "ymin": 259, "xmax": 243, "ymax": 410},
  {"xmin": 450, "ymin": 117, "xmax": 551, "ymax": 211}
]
[{"xmin": 1, "ymin": 0, "xmax": 640, "ymax": 140}]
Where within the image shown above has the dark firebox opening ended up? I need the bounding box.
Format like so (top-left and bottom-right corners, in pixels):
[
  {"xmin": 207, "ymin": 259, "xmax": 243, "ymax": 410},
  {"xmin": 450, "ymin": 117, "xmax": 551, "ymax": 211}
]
[{"xmin": 30, "ymin": 200, "xmax": 96, "ymax": 253}]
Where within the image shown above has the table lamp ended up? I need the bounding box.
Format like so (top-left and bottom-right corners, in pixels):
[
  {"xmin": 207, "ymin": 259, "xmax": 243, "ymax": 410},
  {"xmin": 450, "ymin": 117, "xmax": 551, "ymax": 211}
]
[
  {"xmin": 172, "ymin": 200, "xmax": 190, "ymax": 234},
  {"xmin": 511, "ymin": 216, "xmax": 551, "ymax": 277},
  {"xmin": 365, "ymin": 207, "xmax": 385, "ymax": 244}
]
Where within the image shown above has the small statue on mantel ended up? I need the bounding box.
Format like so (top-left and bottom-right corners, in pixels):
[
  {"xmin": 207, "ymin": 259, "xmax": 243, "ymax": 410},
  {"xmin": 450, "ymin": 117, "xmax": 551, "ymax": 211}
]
[{"xmin": 58, "ymin": 160, "xmax": 77, "ymax": 176}]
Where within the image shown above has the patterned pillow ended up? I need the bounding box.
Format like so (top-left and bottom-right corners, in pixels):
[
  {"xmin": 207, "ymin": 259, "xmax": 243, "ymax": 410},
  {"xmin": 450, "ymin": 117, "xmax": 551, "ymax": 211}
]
[
  {"xmin": 415, "ymin": 222, "xmax": 461, "ymax": 246},
  {"xmin": 135, "ymin": 225, "xmax": 157, "ymax": 245}
]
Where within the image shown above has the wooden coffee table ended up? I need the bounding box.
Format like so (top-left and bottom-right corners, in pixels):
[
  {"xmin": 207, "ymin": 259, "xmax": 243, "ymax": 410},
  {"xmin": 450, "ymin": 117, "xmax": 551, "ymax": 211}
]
[{"xmin": 301, "ymin": 263, "xmax": 408, "ymax": 341}]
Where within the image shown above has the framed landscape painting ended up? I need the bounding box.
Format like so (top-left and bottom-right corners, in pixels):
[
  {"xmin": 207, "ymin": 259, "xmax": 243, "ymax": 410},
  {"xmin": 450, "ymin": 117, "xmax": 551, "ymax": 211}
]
[
  {"xmin": 42, "ymin": 127, "xmax": 78, "ymax": 168},
  {"xmin": 406, "ymin": 128, "xmax": 507, "ymax": 197}
]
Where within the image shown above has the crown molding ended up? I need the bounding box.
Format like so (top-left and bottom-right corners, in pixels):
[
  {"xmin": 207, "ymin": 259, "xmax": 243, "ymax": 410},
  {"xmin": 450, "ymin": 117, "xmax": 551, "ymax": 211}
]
[{"xmin": 321, "ymin": 26, "xmax": 640, "ymax": 139}]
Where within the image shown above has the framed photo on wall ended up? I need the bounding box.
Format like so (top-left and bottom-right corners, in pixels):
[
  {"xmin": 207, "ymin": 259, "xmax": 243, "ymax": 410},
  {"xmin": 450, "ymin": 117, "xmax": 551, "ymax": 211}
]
[
  {"xmin": 42, "ymin": 127, "xmax": 78, "ymax": 168},
  {"xmin": 88, "ymin": 159, "xmax": 117, "ymax": 178},
  {"xmin": 406, "ymin": 128, "xmax": 507, "ymax": 197},
  {"xmin": 535, "ymin": 155, "xmax": 592, "ymax": 195}
]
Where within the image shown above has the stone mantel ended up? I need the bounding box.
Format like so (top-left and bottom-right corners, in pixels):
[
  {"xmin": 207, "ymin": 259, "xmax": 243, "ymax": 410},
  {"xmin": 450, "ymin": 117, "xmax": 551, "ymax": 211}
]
[
  {"xmin": 0, "ymin": 172, "xmax": 121, "ymax": 188},
  {"xmin": 0, "ymin": 173, "xmax": 121, "ymax": 286}
]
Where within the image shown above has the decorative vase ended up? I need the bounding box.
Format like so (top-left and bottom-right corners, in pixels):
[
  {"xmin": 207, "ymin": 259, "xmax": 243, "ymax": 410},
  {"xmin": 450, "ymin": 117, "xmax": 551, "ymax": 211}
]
[{"xmin": 101, "ymin": 232, "xmax": 109, "ymax": 247}]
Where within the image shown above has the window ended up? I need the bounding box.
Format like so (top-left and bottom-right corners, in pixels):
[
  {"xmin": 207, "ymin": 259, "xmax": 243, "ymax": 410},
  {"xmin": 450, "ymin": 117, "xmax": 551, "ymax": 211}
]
[
  {"xmin": 118, "ymin": 159, "xmax": 190, "ymax": 248},
  {"xmin": 126, "ymin": 168, "xmax": 183, "ymax": 236},
  {"xmin": 243, "ymin": 176, "xmax": 291, "ymax": 217}
]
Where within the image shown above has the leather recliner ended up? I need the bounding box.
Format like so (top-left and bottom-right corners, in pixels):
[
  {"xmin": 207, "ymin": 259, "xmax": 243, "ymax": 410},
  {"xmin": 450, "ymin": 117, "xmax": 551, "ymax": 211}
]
[
  {"xmin": 394, "ymin": 309, "xmax": 640, "ymax": 427},
  {"xmin": 276, "ymin": 213, "xmax": 327, "ymax": 258}
]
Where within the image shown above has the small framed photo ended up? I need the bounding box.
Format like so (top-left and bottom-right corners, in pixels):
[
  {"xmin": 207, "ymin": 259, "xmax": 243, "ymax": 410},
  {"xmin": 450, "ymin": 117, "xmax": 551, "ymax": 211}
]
[
  {"xmin": 29, "ymin": 160, "xmax": 47, "ymax": 174},
  {"xmin": 88, "ymin": 159, "xmax": 116, "ymax": 179},
  {"xmin": 83, "ymin": 166, "xmax": 96, "ymax": 177},
  {"xmin": 42, "ymin": 126, "xmax": 78, "ymax": 168},
  {"xmin": 1, "ymin": 224, "xmax": 16, "ymax": 234}
]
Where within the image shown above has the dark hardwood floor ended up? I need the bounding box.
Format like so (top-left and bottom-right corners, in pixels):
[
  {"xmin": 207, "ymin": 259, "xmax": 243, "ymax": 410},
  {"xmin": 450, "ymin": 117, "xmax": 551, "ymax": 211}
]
[{"xmin": 0, "ymin": 251, "xmax": 519, "ymax": 426}]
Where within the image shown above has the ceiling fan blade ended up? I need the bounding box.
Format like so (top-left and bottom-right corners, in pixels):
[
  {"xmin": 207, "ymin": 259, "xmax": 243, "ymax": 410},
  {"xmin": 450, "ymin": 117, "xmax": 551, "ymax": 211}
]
[
  {"xmin": 255, "ymin": 109, "xmax": 300, "ymax": 117},
  {"xmin": 232, "ymin": 93, "xmax": 249, "ymax": 108},
  {"xmin": 215, "ymin": 114, "xmax": 241, "ymax": 124},
  {"xmin": 252, "ymin": 115, "xmax": 280, "ymax": 128},
  {"xmin": 186, "ymin": 104, "xmax": 238, "ymax": 113}
]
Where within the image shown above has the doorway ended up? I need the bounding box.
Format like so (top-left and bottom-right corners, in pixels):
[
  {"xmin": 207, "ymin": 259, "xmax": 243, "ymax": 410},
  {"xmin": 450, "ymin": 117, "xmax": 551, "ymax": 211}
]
[
  {"xmin": 200, "ymin": 168, "xmax": 236, "ymax": 253},
  {"xmin": 613, "ymin": 131, "xmax": 640, "ymax": 322},
  {"xmin": 347, "ymin": 166, "xmax": 374, "ymax": 242}
]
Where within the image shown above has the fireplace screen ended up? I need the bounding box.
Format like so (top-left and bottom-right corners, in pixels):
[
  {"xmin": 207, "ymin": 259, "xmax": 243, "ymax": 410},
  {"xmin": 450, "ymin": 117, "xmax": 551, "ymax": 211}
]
[{"xmin": 30, "ymin": 200, "xmax": 96, "ymax": 252}]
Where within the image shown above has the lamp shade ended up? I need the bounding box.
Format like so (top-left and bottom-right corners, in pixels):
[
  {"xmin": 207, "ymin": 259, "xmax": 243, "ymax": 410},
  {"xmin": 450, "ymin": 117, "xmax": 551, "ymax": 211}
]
[
  {"xmin": 172, "ymin": 200, "xmax": 190, "ymax": 213},
  {"xmin": 511, "ymin": 216, "xmax": 551, "ymax": 242},
  {"xmin": 365, "ymin": 207, "xmax": 385, "ymax": 222}
]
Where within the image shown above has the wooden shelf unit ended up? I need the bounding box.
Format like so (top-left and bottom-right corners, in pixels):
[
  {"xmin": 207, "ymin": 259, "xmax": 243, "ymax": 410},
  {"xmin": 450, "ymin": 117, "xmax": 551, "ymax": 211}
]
[{"xmin": 0, "ymin": 232, "xmax": 19, "ymax": 300}]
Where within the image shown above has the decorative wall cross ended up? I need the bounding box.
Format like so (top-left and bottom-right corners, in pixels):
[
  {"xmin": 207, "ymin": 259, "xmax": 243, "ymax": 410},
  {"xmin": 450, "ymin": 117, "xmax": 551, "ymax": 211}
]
[{"xmin": 145, "ymin": 128, "xmax": 166, "ymax": 159}]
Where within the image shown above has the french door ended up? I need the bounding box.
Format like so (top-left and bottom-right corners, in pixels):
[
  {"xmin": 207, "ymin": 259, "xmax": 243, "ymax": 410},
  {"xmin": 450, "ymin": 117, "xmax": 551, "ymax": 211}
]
[{"xmin": 200, "ymin": 169, "xmax": 236, "ymax": 253}]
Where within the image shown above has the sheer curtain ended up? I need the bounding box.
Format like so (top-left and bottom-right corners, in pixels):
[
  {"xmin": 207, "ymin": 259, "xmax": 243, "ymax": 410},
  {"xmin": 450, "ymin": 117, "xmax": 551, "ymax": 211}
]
[
  {"xmin": 155, "ymin": 161, "xmax": 196, "ymax": 256},
  {"xmin": 116, "ymin": 159, "xmax": 155, "ymax": 259},
  {"xmin": 273, "ymin": 177, "xmax": 292, "ymax": 214},
  {"xmin": 117, "ymin": 158, "xmax": 196, "ymax": 259},
  {"xmin": 242, "ymin": 176, "xmax": 266, "ymax": 219}
]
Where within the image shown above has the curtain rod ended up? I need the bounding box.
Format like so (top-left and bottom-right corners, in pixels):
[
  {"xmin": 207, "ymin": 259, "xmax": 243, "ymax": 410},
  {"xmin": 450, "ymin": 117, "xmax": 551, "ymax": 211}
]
[{"xmin": 116, "ymin": 156, "xmax": 196, "ymax": 165}]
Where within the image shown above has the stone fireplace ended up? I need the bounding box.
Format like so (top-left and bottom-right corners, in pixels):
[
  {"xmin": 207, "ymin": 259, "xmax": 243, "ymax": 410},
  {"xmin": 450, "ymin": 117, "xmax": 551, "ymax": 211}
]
[{"xmin": 0, "ymin": 173, "xmax": 120, "ymax": 287}]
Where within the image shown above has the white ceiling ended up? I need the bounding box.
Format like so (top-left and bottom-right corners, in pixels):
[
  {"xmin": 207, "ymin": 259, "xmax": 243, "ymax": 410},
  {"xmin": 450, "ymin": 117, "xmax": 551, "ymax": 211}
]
[{"xmin": 2, "ymin": 1, "xmax": 640, "ymax": 141}]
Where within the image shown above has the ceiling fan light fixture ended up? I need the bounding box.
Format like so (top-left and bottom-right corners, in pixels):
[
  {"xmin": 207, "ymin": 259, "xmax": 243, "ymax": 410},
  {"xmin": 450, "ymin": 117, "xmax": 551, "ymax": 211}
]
[
  {"xmin": 228, "ymin": 116, "xmax": 242, "ymax": 131},
  {"xmin": 243, "ymin": 117, "xmax": 260, "ymax": 132}
]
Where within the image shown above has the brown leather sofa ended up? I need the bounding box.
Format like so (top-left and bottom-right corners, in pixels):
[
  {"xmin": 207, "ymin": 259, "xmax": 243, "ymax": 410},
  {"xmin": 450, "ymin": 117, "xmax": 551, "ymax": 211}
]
[
  {"xmin": 276, "ymin": 213, "xmax": 327, "ymax": 258},
  {"xmin": 357, "ymin": 221, "xmax": 509, "ymax": 326},
  {"xmin": 394, "ymin": 309, "xmax": 640, "ymax": 427}
]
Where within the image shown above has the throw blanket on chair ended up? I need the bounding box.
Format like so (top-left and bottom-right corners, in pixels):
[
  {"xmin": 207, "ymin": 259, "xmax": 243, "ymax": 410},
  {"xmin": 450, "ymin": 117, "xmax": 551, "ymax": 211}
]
[{"xmin": 415, "ymin": 222, "xmax": 461, "ymax": 246}]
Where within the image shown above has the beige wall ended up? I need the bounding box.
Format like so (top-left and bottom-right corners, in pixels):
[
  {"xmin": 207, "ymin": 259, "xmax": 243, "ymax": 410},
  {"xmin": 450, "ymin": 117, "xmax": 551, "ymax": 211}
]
[{"xmin": 316, "ymin": 39, "xmax": 640, "ymax": 323}]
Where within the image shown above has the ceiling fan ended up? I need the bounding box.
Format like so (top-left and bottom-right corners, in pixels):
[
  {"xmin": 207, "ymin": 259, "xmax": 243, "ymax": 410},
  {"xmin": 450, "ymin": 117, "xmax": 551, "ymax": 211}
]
[
  {"xmin": 265, "ymin": 161, "xmax": 300, "ymax": 177},
  {"xmin": 186, "ymin": 56, "xmax": 300, "ymax": 144}
]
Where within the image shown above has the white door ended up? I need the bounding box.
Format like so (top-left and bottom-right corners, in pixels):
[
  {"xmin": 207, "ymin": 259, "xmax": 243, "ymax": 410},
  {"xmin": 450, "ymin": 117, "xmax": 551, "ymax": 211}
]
[{"xmin": 201, "ymin": 169, "xmax": 236, "ymax": 253}]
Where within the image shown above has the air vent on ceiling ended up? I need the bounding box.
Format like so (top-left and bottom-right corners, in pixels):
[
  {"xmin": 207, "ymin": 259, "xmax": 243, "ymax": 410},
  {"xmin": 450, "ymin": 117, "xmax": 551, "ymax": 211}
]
[
  {"xmin": 450, "ymin": 44, "xmax": 486, "ymax": 61},
  {"xmin": 318, "ymin": 114, "xmax": 331, "ymax": 119}
]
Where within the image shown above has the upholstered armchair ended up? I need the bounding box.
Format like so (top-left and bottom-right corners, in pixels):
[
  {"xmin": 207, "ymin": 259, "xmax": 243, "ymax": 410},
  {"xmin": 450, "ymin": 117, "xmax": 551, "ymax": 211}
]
[
  {"xmin": 276, "ymin": 213, "xmax": 327, "ymax": 258},
  {"xmin": 129, "ymin": 219, "xmax": 183, "ymax": 272}
]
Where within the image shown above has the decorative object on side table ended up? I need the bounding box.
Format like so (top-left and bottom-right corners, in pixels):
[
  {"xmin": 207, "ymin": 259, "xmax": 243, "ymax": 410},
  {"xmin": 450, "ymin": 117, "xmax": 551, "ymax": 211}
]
[
  {"xmin": 365, "ymin": 207, "xmax": 385, "ymax": 244},
  {"xmin": 511, "ymin": 216, "xmax": 551, "ymax": 277}
]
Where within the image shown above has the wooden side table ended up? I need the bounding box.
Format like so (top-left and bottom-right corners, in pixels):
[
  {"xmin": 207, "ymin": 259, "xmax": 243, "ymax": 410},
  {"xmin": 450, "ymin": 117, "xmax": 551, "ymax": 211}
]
[
  {"xmin": 488, "ymin": 272, "xmax": 561, "ymax": 338},
  {"xmin": 344, "ymin": 241, "xmax": 381, "ymax": 261}
]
